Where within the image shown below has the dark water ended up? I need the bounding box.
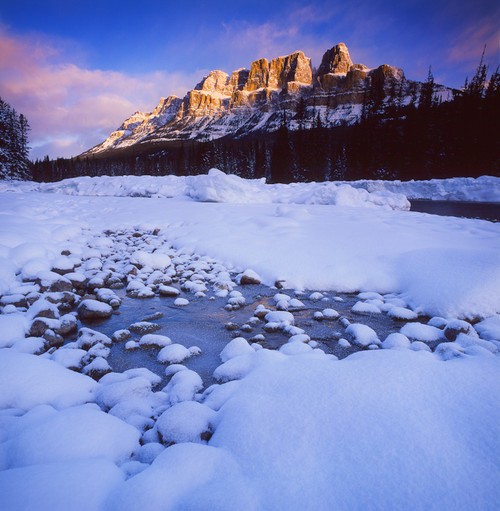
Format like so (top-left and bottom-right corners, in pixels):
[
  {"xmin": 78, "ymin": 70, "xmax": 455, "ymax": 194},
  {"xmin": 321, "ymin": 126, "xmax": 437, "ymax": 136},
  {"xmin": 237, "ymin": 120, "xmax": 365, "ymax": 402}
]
[
  {"xmin": 78, "ymin": 286, "xmax": 406, "ymax": 389},
  {"xmin": 410, "ymin": 200, "xmax": 500, "ymax": 222}
]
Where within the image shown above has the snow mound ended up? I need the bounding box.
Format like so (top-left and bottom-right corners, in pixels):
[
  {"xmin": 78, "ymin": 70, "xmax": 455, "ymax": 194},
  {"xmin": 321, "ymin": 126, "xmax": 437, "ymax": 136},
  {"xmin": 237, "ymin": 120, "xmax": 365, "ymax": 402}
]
[
  {"xmin": 186, "ymin": 168, "xmax": 272, "ymax": 204},
  {"xmin": 220, "ymin": 337, "xmax": 255, "ymax": 363},
  {"xmin": 0, "ymin": 351, "xmax": 97, "ymax": 410},
  {"xmin": 345, "ymin": 323, "xmax": 380, "ymax": 347},
  {"xmin": 475, "ymin": 315, "xmax": 500, "ymax": 341},
  {"xmin": 207, "ymin": 349, "xmax": 500, "ymax": 510},
  {"xmin": 2, "ymin": 403, "xmax": 140, "ymax": 468},
  {"xmin": 0, "ymin": 313, "xmax": 27, "ymax": 348},
  {"xmin": 0, "ymin": 459, "xmax": 123, "ymax": 511},
  {"xmin": 156, "ymin": 401, "xmax": 216, "ymax": 444},
  {"xmin": 398, "ymin": 248, "xmax": 500, "ymax": 319},
  {"xmin": 157, "ymin": 344, "xmax": 199, "ymax": 364},
  {"xmin": 131, "ymin": 250, "xmax": 171, "ymax": 270},
  {"xmin": 163, "ymin": 369, "xmax": 203, "ymax": 405},
  {"xmin": 106, "ymin": 443, "xmax": 257, "ymax": 511}
]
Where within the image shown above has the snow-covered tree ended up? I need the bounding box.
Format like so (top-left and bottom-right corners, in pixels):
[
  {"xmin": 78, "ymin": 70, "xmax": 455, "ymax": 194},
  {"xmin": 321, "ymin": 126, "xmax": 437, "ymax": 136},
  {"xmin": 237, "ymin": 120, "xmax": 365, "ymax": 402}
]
[{"xmin": 0, "ymin": 97, "xmax": 31, "ymax": 180}]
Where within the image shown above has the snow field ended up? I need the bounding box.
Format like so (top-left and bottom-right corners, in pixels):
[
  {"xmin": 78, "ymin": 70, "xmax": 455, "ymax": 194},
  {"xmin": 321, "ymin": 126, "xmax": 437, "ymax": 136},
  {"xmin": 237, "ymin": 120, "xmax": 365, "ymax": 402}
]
[{"xmin": 0, "ymin": 173, "xmax": 499, "ymax": 510}]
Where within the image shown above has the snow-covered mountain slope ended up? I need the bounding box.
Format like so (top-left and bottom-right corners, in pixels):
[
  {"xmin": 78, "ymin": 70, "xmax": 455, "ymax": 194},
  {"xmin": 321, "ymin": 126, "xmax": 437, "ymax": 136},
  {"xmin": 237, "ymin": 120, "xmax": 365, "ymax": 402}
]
[{"xmin": 82, "ymin": 43, "xmax": 452, "ymax": 157}]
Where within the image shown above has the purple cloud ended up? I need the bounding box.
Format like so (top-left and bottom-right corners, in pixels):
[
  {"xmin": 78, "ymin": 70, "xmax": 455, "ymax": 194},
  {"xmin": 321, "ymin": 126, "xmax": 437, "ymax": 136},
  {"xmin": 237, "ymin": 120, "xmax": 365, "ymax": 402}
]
[{"xmin": 0, "ymin": 29, "xmax": 199, "ymax": 159}]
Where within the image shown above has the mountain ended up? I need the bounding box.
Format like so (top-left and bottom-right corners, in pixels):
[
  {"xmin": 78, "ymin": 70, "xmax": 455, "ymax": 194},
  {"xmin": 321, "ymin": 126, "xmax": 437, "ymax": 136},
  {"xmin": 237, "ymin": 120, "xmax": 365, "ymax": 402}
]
[{"xmin": 82, "ymin": 43, "xmax": 451, "ymax": 158}]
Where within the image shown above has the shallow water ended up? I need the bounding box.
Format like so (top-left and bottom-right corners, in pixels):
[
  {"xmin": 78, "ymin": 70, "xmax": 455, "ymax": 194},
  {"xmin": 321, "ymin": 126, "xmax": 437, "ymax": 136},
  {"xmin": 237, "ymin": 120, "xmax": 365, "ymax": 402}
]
[
  {"xmin": 410, "ymin": 200, "xmax": 500, "ymax": 222},
  {"xmin": 77, "ymin": 285, "xmax": 408, "ymax": 388}
]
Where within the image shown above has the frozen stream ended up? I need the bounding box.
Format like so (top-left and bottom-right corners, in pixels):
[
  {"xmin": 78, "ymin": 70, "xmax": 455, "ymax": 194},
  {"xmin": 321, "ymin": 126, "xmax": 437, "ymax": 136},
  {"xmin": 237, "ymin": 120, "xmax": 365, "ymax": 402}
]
[{"xmin": 76, "ymin": 285, "xmax": 410, "ymax": 388}]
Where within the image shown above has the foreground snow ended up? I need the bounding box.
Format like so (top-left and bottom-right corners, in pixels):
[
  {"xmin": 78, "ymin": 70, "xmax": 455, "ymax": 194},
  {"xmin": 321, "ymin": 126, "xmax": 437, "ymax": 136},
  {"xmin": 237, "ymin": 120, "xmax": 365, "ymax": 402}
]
[{"xmin": 0, "ymin": 172, "xmax": 499, "ymax": 510}]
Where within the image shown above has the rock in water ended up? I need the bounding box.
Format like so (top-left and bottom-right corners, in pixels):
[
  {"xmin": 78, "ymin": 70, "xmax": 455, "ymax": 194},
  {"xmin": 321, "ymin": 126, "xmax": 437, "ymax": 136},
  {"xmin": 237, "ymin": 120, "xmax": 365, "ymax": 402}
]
[{"xmin": 77, "ymin": 299, "xmax": 113, "ymax": 320}]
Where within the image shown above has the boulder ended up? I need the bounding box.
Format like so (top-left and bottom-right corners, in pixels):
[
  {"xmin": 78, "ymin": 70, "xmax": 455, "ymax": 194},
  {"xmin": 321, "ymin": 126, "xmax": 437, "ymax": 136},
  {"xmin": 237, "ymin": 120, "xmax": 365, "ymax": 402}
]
[{"xmin": 77, "ymin": 299, "xmax": 113, "ymax": 320}]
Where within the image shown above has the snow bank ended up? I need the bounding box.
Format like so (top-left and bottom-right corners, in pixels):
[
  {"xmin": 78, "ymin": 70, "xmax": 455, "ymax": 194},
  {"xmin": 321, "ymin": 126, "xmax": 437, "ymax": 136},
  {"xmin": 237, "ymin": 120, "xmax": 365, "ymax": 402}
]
[
  {"xmin": 398, "ymin": 248, "xmax": 500, "ymax": 319},
  {"xmin": 0, "ymin": 351, "xmax": 97, "ymax": 410},
  {"xmin": 2, "ymin": 172, "xmax": 498, "ymax": 204},
  {"xmin": 107, "ymin": 443, "xmax": 257, "ymax": 511},
  {"xmin": 2, "ymin": 403, "xmax": 140, "ymax": 468},
  {"xmin": 106, "ymin": 349, "xmax": 500, "ymax": 511},
  {"xmin": 0, "ymin": 170, "xmax": 410, "ymax": 210},
  {"xmin": 0, "ymin": 459, "xmax": 123, "ymax": 511},
  {"xmin": 0, "ymin": 174, "xmax": 499, "ymax": 510},
  {"xmin": 186, "ymin": 168, "xmax": 272, "ymax": 203},
  {"xmin": 206, "ymin": 350, "xmax": 499, "ymax": 510},
  {"xmin": 346, "ymin": 175, "xmax": 500, "ymax": 202}
]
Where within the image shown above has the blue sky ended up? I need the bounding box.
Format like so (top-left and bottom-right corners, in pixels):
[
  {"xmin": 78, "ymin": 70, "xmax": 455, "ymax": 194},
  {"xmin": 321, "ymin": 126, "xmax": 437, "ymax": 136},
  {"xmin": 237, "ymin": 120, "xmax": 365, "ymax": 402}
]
[{"xmin": 1, "ymin": 0, "xmax": 498, "ymax": 159}]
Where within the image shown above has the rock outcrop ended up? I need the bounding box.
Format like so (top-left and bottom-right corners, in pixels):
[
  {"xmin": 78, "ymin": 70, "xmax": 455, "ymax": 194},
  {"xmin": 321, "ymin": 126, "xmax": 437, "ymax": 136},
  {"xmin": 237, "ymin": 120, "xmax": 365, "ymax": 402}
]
[
  {"xmin": 318, "ymin": 43, "xmax": 353, "ymax": 75},
  {"xmin": 243, "ymin": 51, "xmax": 312, "ymax": 91},
  {"xmin": 83, "ymin": 43, "xmax": 451, "ymax": 157}
]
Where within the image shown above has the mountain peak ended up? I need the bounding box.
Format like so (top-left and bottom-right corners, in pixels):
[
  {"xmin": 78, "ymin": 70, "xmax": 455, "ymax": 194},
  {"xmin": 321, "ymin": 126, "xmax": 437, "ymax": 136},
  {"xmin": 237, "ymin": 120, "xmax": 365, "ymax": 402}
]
[
  {"xmin": 195, "ymin": 70, "xmax": 231, "ymax": 94},
  {"xmin": 82, "ymin": 42, "xmax": 451, "ymax": 157},
  {"xmin": 318, "ymin": 43, "xmax": 353, "ymax": 76}
]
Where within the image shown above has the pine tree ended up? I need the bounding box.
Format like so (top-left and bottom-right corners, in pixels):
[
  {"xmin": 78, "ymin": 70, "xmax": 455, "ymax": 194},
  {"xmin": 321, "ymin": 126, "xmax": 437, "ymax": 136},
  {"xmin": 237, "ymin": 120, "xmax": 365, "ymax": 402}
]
[
  {"xmin": 419, "ymin": 66, "xmax": 436, "ymax": 110},
  {"xmin": 269, "ymin": 111, "xmax": 293, "ymax": 183},
  {"xmin": 295, "ymin": 97, "xmax": 307, "ymax": 130},
  {"xmin": 0, "ymin": 96, "xmax": 31, "ymax": 180},
  {"xmin": 466, "ymin": 46, "xmax": 488, "ymax": 99},
  {"xmin": 332, "ymin": 145, "xmax": 348, "ymax": 180},
  {"xmin": 486, "ymin": 66, "xmax": 500, "ymax": 99}
]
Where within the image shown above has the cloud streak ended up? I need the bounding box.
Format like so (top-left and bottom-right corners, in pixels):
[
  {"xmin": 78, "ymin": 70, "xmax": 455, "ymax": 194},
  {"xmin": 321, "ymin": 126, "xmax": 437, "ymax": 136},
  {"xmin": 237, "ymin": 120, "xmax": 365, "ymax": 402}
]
[
  {"xmin": 0, "ymin": 29, "xmax": 198, "ymax": 159},
  {"xmin": 448, "ymin": 17, "xmax": 499, "ymax": 66}
]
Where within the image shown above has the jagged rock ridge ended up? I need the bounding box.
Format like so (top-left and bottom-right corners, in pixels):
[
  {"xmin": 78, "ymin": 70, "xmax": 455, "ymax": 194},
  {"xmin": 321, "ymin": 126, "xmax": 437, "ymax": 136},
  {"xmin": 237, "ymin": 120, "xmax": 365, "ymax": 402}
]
[{"xmin": 83, "ymin": 43, "xmax": 449, "ymax": 156}]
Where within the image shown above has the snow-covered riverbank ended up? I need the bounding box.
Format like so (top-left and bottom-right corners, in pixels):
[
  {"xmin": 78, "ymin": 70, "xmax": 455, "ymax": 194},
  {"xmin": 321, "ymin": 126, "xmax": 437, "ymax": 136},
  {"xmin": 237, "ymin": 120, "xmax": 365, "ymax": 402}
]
[
  {"xmin": 1, "ymin": 169, "xmax": 499, "ymax": 203},
  {"xmin": 0, "ymin": 172, "xmax": 499, "ymax": 510}
]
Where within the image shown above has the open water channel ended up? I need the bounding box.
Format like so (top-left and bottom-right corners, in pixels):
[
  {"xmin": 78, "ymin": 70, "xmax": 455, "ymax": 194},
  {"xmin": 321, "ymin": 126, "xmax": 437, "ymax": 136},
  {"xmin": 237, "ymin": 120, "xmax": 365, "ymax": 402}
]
[{"xmin": 410, "ymin": 200, "xmax": 500, "ymax": 222}]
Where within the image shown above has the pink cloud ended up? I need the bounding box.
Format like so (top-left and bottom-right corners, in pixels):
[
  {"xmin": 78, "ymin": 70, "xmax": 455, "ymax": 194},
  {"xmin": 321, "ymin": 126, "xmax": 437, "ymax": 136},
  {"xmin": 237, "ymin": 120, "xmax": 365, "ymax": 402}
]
[
  {"xmin": 448, "ymin": 18, "xmax": 499, "ymax": 66},
  {"xmin": 0, "ymin": 29, "xmax": 198, "ymax": 159}
]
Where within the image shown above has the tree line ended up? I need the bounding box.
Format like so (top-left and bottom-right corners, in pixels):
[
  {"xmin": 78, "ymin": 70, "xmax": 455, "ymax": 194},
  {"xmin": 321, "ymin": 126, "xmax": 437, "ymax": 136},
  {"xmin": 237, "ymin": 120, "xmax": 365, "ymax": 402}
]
[
  {"xmin": 0, "ymin": 97, "xmax": 31, "ymax": 180},
  {"xmin": 31, "ymin": 54, "xmax": 500, "ymax": 183}
]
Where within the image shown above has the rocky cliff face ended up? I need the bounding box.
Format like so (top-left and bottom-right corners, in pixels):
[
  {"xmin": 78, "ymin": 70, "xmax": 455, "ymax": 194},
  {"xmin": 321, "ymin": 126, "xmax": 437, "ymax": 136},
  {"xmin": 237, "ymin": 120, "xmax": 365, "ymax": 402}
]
[{"xmin": 83, "ymin": 43, "xmax": 450, "ymax": 156}]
